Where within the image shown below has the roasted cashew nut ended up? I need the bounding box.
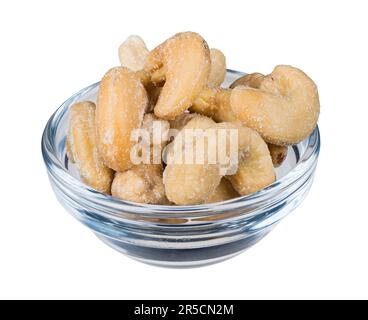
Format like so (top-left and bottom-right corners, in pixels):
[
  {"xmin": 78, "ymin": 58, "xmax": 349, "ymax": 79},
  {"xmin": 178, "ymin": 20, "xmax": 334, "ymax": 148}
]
[
  {"xmin": 111, "ymin": 113, "xmax": 170, "ymax": 204},
  {"xmin": 230, "ymin": 73, "xmax": 288, "ymax": 166},
  {"xmin": 111, "ymin": 164, "xmax": 169, "ymax": 204},
  {"xmin": 96, "ymin": 67, "xmax": 149, "ymax": 172},
  {"xmin": 67, "ymin": 101, "xmax": 114, "ymax": 193},
  {"xmin": 163, "ymin": 116, "xmax": 221, "ymax": 205},
  {"xmin": 214, "ymin": 122, "xmax": 275, "ymax": 196},
  {"xmin": 204, "ymin": 178, "xmax": 239, "ymax": 203},
  {"xmin": 208, "ymin": 48, "xmax": 226, "ymax": 87},
  {"xmin": 164, "ymin": 116, "xmax": 275, "ymax": 204},
  {"xmin": 144, "ymin": 32, "xmax": 211, "ymax": 120},
  {"xmin": 118, "ymin": 35, "xmax": 149, "ymax": 72},
  {"xmin": 192, "ymin": 65, "xmax": 320, "ymax": 145},
  {"xmin": 268, "ymin": 144, "xmax": 288, "ymax": 168},
  {"xmin": 229, "ymin": 72, "xmax": 265, "ymax": 89}
]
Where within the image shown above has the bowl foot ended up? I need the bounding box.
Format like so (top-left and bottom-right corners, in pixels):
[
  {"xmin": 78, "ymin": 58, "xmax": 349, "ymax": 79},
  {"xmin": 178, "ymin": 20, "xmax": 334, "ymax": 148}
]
[{"xmin": 95, "ymin": 231, "xmax": 269, "ymax": 268}]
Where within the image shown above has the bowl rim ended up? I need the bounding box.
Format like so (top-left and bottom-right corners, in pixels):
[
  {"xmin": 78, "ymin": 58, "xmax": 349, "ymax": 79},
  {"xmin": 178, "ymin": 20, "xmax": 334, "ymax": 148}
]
[{"xmin": 42, "ymin": 69, "xmax": 320, "ymax": 219}]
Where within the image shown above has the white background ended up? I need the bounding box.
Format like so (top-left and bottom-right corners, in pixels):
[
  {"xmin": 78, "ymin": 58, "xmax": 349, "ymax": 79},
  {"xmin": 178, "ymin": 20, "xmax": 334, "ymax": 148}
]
[{"xmin": 0, "ymin": 0, "xmax": 367, "ymax": 300}]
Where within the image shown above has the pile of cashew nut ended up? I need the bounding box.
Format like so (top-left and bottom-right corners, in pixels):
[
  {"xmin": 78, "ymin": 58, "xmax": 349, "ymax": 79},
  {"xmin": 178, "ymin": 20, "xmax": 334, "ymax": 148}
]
[{"xmin": 67, "ymin": 32, "xmax": 320, "ymax": 205}]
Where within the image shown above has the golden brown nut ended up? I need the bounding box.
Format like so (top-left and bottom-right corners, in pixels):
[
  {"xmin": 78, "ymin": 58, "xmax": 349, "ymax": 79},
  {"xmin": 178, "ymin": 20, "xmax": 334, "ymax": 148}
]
[
  {"xmin": 111, "ymin": 165, "xmax": 169, "ymax": 204},
  {"xmin": 229, "ymin": 72, "xmax": 265, "ymax": 89},
  {"xmin": 208, "ymin": 48, "xmax": 226, "ymax": 87},
  {"xmin": 169, "ymin": 112, "xmax": 199, "ymax": 131},
  {"xmin": 230, "ymin": 73, "xmax": 287, "ymax": 168},
  {"xmin": 66, "ymin": 135, "xmax": 75, "ymax": 163},
  {"xmin": 67, "ymin": 101, "xmax": 114, "ymax": 193},
  {"xmin": 164, "ymin": 118, "xmax": 275, "ymax": 203},
  {"xmin": 193, "ymin": 73, "xmax": 265, "ymax": 121},
  {"xmin": 96, "ymin": 67, "xmax": 149, "ymax": 172},
  {"xmin": 141, "ymin": 113, "xmax": 170, "ymax": 146},
  {"xmin": 193, "ymin": 65, "xmax": 320, "ymax": 145},
  {"xmin": 192, "ymin": 88, "xmax": 236, "ymax": 122},
  {"xmin": 231, "ymin": 65, "xmax": 320, "ymax": 145},
  {"xmin": 268, "ymin": 144, "xmax": 288, "ymax": 167},
  {"xmin": 112, "ymin": 113, "xmax": 170, "ymax": 204},
  {"xmin": 133, "ymin": 113, "xmax": 170, "ymax": 164},
  {"xmin": 214, "ymin": 122, "xmax": 275, "ymax": 196},
  {"xmin": 144, "ymin": 32, "xmax": 211, "ymax": 120},
  {"xmin": 204, "ymin": 178, "xmax": 239, "ymax": 203},
  {"xmin": 118, "ymin": 35, "xmax": 149, "ymax": 71},
  {"xmin": 163, "ymin": 116, "xmax": 221, "ymax": 205}
]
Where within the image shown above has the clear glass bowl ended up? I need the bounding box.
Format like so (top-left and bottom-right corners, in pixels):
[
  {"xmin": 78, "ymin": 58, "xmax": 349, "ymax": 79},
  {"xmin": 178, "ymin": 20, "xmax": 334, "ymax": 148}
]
[{"xmin": 41, "ymin": 70, "xmax": 320, "ymax": 268}]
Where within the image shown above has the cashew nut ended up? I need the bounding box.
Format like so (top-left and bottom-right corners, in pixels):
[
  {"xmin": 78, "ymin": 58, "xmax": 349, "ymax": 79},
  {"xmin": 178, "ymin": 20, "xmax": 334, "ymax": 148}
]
[
  {"xmin": 230, "ymin": 73, "xmax": 288, "ymax": 166},
  {"xmin": 169, "ymin": 112, "xmax": 200, "ymax": 132},
  {"xmin": 96, "ymin": 67, "xmax": 149, "ymax": 172},
  {"xmin": 164, "ymin": 116, "xmax": 275, "ymax": 204},
  {"xmin": 204, "ymin": 178, "xmax": 239, "ymax": 203},
  {"xmin": 192, "ymin": 65, "xmax": 320, "ymax": 145},
  {"xmin": 111, "ymin": 165, "xmax": 169, "ymax": 204},
  {"xmin": 118, "ymin": 35, "xmax": 149, "ymax": 71},
  {"xmin": 163, "ymin": 116, "xmax": 221, "ymax": 205},
  {"xmin": 111, "ymin": 113, "xmax": 170, "ymax": 204},
  {"xmin": 208, "ymin": 48, "xmax": 226, "ymax": 87},
  {"xmin": 229, "ymin": 72, "xmax": 265, "ymax": 89},
  {"xmin": 268, "ymin": 144, "xmax": 288, "ymax": 168},
  {"xmin": 214, "ymin": 122, "xmax": 275, "ymax": 196},
  {"xmin": 67, "ymin": 101, "xmax": 114, "ymax": 193},
  {"xmin": 144, "ymin": 32, "xmax": 211, "ymax": 120}
]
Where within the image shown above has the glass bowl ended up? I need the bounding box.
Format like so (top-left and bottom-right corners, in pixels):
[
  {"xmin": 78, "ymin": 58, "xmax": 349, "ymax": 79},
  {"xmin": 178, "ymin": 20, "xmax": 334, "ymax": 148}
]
[{"xmin": 41, "ymin": 70, "xmax": 320, "ymax": 268}]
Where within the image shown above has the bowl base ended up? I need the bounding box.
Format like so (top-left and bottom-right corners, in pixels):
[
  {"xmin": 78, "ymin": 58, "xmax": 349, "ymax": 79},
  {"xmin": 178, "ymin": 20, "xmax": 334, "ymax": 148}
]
[{"xmin": 95, "ymin": 230, "xmax": 270, "ymax": 268}]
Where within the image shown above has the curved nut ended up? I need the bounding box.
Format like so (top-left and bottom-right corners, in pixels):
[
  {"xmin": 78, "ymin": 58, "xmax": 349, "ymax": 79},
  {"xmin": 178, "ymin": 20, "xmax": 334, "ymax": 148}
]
[
  {"xmin": 208, "ymin": 48, "xmax": 226, "ymax": 87},
  {"xmin": 193, "ymin": 73, "xmax": 265, "ymax": 119},
  {"xmin": 96, "ymin": 67, "xmax": 148, "ymax": 172},
  {"xmin": 118, "ymin": 35, "xmax": 149, "ymax": 71},
  {"xmin": 141, "ymin": 113, "xmax": 170, "ymax": 146},
  {"xmin": 192, "ymin": 88, "xmax": 236, "ymax": 122},
  {"xmin": 229, "ymin": 72, "xmax": 265, "ymax": 89},
  {"xmin": 268, "ymin": 144, "xmax": 288, "ymax": 167},
  {"xmin": 145, "ymin": 32, "xmax": 211, "ymax": 120},
  {"xmin": 111, "ymin": 165, "xmax": 169, "ymax": 204},
  {"xmin": 231, "ymin": 65, "xmax": 320, "ymax": 145},
  {"xmin": 163, "ymin": 116, "xmax": 221, "ymax": 205},
  {"xmin": 204, "ymin": 178, "xmax": 239, "ymax": 203},
  {"xmin": 230, "ymin": 74, "xmax": 288, "ymax": 167},
  {"xmin": 67, "ymin": 101, "xmax": 114, "ymax": 193},
  {"xmin": 169, "ymin": 112, "xmax": 199, "ymax": 131},
  {"xmin": 218, "ymin": 122, "xmax": 275, "ymax": 196}
]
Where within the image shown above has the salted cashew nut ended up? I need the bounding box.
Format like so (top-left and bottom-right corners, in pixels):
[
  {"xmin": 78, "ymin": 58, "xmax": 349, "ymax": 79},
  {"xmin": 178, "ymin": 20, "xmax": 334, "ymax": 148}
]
[
  {"xmin": 229, "ymin": 72, "xmax": 265, "ymax": 89},
  {"xmin": 163, "ymin": 116, "xmax": 222, "ymax": 205},
  {"xmin": 192, "ymin": 73, "xmax": 265, "ymax": 120},
  {"xmin": 111, "ymin": 164, "xmax": 169, "ymax": 204},
  {"xmin": 208, "ymin": 48, "xmax": 226, "ymax": 87},
  {"xmin": 111, "ymin": 113, "xmax": 170, "ymax": 204},
  {"xmin": 141, "ymin": 113, "xmax": 170, "ymax": 146},
  {"xmin": 144, "ymin": 32, "xmax": 211, "ymax": 120},
  {"xmin": 96, "ymin": 67, "xmax": 149, "ymax": 172},
  {"xmin": 231, "ymin": 65, "xmax": 320, "ymax": 145},
  {"xmin": 268, "ymin": 144, "xmax": 288, "ymax": 167},
  {"xmin": 230, "ymin": 73, "xmax": 288, "ymax": 166},
  {"xmin": 136, "ymin": 113, "xmax": 170, "ymax": 164},
  {"xmin": 168, "ymin": 112, "xmax": 200, "ymax": 135},
  {"xmin": 118, "ymin": 35, "xmax": 149, "ymax": 71},
  {"xmin": 192, "ymin": 65, "xmax": 320, "ymax": 145},
  {"xmin": 67, "ymin": 101, "xmax": 114, "ymax": 193},
  {"xmin": 164, "ymin": 116, "xmax": 275, "ymax": 204},
  {"xmin": 214, "ymin": 122, "xmax": 275, "ymax": 196},
  {"xmin": 204, "ymin": 178, "xmax": 239, "ymax": 203}
]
